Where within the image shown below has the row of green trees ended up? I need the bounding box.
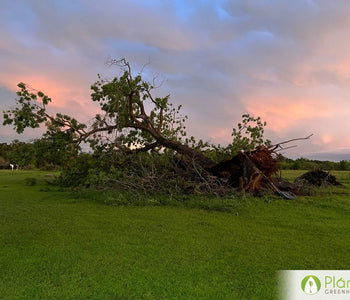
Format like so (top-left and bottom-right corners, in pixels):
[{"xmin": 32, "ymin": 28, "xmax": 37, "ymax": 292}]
[
  {"xmin": 0, "ymin": 137, "xmax": 70, "ymax": 170},
  {"xmin": 281, "ymin": 157, "xmax": 350, "ymax": 171},
  {"xmin": 1, "ymin": 139, "xmax": 349, "ymax": 171}
]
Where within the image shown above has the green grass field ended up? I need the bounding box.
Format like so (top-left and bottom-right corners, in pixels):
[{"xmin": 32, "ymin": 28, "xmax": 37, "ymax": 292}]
[{"xmin": 1, "ymin": 170, "xmax": 350, "ymax": 299}]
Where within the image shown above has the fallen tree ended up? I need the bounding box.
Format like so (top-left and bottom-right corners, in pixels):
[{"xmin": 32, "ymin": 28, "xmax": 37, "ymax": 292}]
[
  {"xmin": 3, "ymin": 59, "xmax": 215, "ymax": 168},
  {"xmin": 2, "ymin": 58, "xmax": 311, "ymax": 198}
]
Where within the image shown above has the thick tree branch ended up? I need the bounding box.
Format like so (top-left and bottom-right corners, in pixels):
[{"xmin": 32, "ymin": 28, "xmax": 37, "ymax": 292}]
[
  {"xmin": 128, "ymin": 142, "xmax": 160, "ymax": 154},
  {"xmin": 157, "ymin": 107, "xmax": 164, "ymax": 133}
]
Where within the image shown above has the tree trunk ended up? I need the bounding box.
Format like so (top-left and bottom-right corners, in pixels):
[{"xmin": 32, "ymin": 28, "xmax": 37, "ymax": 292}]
[{"xmin": 155, "ymin": 136, "xmax": 216, "ymax": 169}]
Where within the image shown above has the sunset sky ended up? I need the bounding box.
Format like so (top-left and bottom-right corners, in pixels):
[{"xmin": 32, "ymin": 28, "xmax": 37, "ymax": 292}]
[{"xmin": 1, "ymin": 0, "xmax": 350, "ymax": 160}]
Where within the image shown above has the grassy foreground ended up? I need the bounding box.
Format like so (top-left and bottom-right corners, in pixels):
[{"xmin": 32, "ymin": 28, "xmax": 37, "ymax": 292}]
[{"xmin": 1, "ymin": 170, "xmax": 350, "ymax": 299}]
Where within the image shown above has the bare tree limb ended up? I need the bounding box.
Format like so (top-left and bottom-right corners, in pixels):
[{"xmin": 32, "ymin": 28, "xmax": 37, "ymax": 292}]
[{"xmin": 270, "ymin": 134, "xmax": 313, "ymax": 150}]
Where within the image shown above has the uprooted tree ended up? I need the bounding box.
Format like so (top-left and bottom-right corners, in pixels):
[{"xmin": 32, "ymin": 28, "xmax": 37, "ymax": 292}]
[{"xmin": 2, "ymin": 59, "xmax": 311, "ymax": 197}]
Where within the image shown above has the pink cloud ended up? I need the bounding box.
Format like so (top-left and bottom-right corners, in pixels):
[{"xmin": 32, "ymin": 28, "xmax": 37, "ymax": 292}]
[
  {"xmin": 245, "ymin": 97, "xmax": 335, "ymax": 132},
  {"xmin": 321, "ymin": 134, "xmax": 332, "ymax": 144},
  {"xmin": 208, "ymin": 128, "xmax": 231, "ymax": 144},
  {"xmin": 0, "ymin": 68, "xmax": 100, "ymax": 123}
]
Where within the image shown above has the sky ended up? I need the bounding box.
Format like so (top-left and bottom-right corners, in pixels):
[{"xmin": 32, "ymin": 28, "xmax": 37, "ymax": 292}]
[{"xmin": 1, "ymin": 0, "xmax": 350, "ymax": 160}]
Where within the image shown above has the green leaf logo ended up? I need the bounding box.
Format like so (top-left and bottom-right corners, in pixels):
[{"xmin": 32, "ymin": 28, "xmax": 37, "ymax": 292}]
[{"xmin": 301, "ymin": 275, "xmax": 321, "ymax": 295}]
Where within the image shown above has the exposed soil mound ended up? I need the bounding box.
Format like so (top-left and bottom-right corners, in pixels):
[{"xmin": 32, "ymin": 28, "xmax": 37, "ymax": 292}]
[
  {"xmin": 208, "ymin": 146, "xmax": 297, "ymax": 199},
  {"xmin": 208, "ymin": 146, "xmax": 279, "ymax": 190}
]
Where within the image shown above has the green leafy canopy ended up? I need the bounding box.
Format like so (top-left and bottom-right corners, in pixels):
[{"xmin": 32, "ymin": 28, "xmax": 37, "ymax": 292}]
[{"xmin": 3, "ymin": 59, "xmax": 270, "ymax": 159}]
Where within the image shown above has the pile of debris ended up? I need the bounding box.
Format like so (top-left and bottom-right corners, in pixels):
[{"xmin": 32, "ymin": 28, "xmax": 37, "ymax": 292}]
[
  {"xmin": 175, "ymin": 140, "xmax": 343, "ymax": 199},
  {"xmin": 294, "ymin": 169, "xmax": 341, "ymax": 187}
]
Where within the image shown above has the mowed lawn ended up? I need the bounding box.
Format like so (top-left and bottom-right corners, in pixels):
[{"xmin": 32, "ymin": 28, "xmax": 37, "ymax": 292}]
[{"xmin": 1, "ymin": 170, "xmax": 350, "ymax": 299}]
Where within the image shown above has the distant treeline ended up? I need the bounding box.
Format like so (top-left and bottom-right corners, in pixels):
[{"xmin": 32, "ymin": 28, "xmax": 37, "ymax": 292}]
[
  {"xmin": 281, "ymin": 157, "xmax": 350, "ymax": 171},
  {"xmin": 1, "ymin": 140, "xmax": 349, "ymax": 171},
  {"xmin": 0, "ymin": 139, "xmax": 68, "ymax": 170}
]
